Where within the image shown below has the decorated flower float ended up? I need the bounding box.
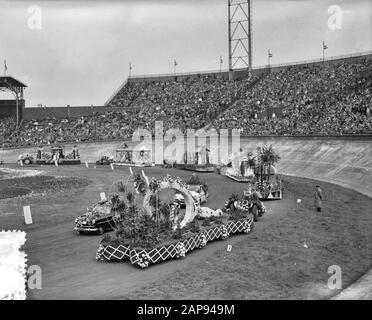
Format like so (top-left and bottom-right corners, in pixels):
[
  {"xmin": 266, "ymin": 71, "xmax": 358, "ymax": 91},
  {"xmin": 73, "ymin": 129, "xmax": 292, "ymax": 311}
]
[
  {"xmin": 114, "ymin": 146, "xmax": 154, "ymax": 167},
  {"xmin": 220, "ymin": 145, "xmax": 283, "ymax": 200},
  {"xmin": 95, "ymin": 171, "xmax": 254, "ymax": 268},
  {"xmin": 173, "ymin": 148, "xmax": 215, "ymax": 173},
  {"xmin": 34, "ymin": 145, "xmax": 81, "ymax": 165}
]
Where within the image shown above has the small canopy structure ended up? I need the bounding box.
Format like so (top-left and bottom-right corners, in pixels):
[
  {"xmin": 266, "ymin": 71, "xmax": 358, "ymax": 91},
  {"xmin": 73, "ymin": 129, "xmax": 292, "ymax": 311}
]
[{"xmin": 0, "ymin": 76, "xmax": 27, "ymax": 126}]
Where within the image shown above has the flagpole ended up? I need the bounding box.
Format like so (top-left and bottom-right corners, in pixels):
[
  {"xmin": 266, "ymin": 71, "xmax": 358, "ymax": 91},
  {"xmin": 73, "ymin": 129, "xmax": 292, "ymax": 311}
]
[
  {"xmin": 268, "ymin": 50, "xmax": 272, "ymax": 69},
  {"xmin": 322, "ymin": 42, "xmax": 326, "ymax": 63}
]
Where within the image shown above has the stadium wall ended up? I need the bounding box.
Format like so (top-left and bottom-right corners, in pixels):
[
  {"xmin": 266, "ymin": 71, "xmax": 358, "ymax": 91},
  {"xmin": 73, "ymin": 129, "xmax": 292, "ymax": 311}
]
[
  {"xmin": 0, "ymin": 100, "xmax": 25, "ymax": 119},
  {"xmin": 1, "ymin": 136, "xmax": 371, "ymax": 198}
]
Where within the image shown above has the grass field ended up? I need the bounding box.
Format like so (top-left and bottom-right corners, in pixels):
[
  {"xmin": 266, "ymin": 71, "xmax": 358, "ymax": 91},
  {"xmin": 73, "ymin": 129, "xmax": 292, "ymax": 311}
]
[
  {"xmin": 0, "ymin": 165, "xmax": 370, "ymax": 299},
  {"xmin": 0, "ymin": 173, "xmax": 90, "ymax": 200}
]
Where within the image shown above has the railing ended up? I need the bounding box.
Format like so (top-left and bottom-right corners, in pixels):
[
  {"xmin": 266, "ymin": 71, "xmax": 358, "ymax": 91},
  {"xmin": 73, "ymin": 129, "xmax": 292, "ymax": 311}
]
[
  {"xmin": 128, "ymin": 69, "xmax": 230, "ymax": 79},
  {"xmin": 127, "ymin": 51, "xmax": 372, "ymax": 79},
  {"xmin": 104, "ymin": 78, "xmax": 128, "ymax": 106},
  {"xmin": 254, "ymin": 50, "xmax": 372, "ymax": 70}
]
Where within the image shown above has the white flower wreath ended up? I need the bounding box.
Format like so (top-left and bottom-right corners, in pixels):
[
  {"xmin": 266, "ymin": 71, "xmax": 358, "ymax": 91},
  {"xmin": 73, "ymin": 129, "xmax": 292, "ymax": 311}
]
[
  {"xmin": 95, "ymin": 244, "xmax": 104, "ymax": 261},
  {"xmin": 199, "ymin": 234, "xmax": 208, "ymax": 248},
  {"xmin": 136, "ymin": 252, "xmax": 150, "ymax": 268},
  {"xmin": 176, "ymin": 242, "xmax": 186, "ymax": 258},
  {"xmin": 220, "ymin": 225, "xmax": 229, "ymax": 240},
  {"xmin": 242, "ymin": 220, "xmax": 251, "ymax": 233}
]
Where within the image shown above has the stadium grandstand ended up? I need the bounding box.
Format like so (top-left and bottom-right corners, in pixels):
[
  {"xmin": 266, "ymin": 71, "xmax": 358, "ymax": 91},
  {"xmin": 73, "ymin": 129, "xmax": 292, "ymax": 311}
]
[{"xmin": 0, "ymin": 52, "xmax": 371, "ymax": 148}]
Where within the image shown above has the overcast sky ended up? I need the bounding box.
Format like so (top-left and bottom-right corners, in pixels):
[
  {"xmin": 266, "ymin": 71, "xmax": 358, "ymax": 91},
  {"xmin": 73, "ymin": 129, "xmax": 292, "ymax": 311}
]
[{"xmin": 0, "ymin": 0, "xmax": 371, "ymax": 107}]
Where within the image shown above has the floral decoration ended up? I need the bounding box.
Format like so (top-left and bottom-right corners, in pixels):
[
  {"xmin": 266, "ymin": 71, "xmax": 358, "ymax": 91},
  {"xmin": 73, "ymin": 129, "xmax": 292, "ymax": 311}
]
[{"xmin": 176, "ymin": 242, "xmax": 186, "ymax": 258}]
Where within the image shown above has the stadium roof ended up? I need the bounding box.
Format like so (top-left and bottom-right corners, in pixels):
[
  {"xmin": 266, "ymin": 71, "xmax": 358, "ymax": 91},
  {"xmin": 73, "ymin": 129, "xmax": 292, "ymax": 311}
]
[{"xmin": 0, "ymin": 76, "xmax": 27, "ymax": 89}]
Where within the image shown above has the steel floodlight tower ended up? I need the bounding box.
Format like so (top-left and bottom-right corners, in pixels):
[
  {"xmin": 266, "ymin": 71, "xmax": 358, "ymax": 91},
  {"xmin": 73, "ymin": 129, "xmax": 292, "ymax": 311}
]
[{"xmin": 228, "ymin": 0, "xmax": 252, "ymax": 80}]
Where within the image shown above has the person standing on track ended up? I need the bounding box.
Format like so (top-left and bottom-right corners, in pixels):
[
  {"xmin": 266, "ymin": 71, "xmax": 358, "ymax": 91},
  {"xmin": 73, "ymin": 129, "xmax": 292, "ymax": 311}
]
[{"xmin": 315, "ymin": 185, "xmax": 323, "ymax": 212}]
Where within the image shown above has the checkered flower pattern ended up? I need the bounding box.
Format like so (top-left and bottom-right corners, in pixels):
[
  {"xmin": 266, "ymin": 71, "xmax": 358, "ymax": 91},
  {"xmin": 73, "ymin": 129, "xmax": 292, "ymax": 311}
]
[{"xmin": 96, "ymin": 217, "xmax": 254, "ymax": 268}]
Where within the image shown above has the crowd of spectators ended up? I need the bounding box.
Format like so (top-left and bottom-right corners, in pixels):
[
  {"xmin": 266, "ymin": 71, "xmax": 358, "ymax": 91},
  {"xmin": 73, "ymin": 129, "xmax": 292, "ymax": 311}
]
[
  {"xmin": 211, "ymin": 57, "xmax": 372, "ymax": 135},
  {"xmin": 1, "ymin": 56, "xmax": 371, "ymax": 147},
  {"xmin": 2, "ymin": 109, "xmax": 140, "ymax": 147},
  {"xmin": 0, "ymin": 117, "xmax": 16, "ymax": 143},
  {"xmin": 109, "ymin": 74, "xmax": 257, "ymax": 132}
]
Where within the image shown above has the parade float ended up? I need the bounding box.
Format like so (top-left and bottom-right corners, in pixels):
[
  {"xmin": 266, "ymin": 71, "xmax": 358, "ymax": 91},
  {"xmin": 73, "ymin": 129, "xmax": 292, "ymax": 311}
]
[
  {"xmin": 94, "ymin": 171, "xmax": 254, "ymax": 268},
  {"xmin": 220, "ymin": 145, "xmax": 283, "ymax": 200},
  {"xmin": 174, "ymin": 147, "xmax": 215, "ymax": 173},
  {"xmin": 114, "ymin": 146, "xmax": 154, "ymax": 167},
  {"xmin": 31, "ymin": 145, "xmax": 81, "ymax": 165},
  {"xmin": 224, "ymin": 192, "xmax": 266, "ymax": 222}
]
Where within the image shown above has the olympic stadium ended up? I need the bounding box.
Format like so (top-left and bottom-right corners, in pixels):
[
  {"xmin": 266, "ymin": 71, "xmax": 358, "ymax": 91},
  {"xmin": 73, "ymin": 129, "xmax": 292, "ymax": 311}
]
[{"xmin": 0, "ymin": 0, "xmax": 371, "ymax": 300}]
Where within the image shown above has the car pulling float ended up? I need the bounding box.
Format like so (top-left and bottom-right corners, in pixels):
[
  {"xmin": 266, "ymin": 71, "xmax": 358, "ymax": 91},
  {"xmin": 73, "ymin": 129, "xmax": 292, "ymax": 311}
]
[
  {"xmin": 17, "ymin": 154, "xmax": 34, "ymax": 165},
  {"xmin": 173, "ymin": 174, "xmax": 209, "ymax": 206},
  {"xmin": 95, "ymin": 156, "xmax": 114, "ymax": 165},
  {"xmin": 74, "ymin": 200, "xmax": 115, "ymax": 235}
]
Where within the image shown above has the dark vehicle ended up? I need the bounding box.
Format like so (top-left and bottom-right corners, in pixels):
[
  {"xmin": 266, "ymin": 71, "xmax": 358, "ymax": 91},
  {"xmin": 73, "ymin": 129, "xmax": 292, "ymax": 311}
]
[
  {"xmin": 95, "ymin": 156, "xmax": 114, "ymax": 165},
  {"xmin": 74, "ymin": 201, "xmax": 116, "ymax": 235},
  {"xmin": 174, "ymin": 184, "xmax": 208, "ymax": 207},
  {"xmin": 17, "ymin": 154, "xmax": 34, "ymax": 165}
]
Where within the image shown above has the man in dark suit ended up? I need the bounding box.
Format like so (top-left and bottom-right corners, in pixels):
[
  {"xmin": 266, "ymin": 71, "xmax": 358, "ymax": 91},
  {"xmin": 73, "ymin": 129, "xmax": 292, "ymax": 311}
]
[{"xmin": 315, "ymin": 185, "xmax": 323, "ymax": 212}]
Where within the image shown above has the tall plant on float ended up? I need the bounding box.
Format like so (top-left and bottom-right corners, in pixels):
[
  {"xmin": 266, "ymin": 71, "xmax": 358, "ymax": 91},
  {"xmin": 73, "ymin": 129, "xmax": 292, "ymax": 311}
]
[{"xmin": 258, "ymin": 145, "xmax": 280, "ymax": 182}]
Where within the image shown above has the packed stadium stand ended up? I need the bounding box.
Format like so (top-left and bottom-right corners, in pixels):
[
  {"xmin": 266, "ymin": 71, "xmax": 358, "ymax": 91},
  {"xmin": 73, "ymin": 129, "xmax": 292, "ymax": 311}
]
[
  {"xmin": 212, "ymin": 57, "xmax": 372, "ymax": 135},
  {"xmin": 1, "ymin": 54, "xmax": 371, "ymax": 147}
]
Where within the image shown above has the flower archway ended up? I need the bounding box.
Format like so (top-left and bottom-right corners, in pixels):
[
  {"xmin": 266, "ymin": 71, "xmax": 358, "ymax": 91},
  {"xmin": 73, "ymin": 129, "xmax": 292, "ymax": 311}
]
[{"xmin": 143, "ymin": 175, "xmax": 196, "ymax": 229}]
